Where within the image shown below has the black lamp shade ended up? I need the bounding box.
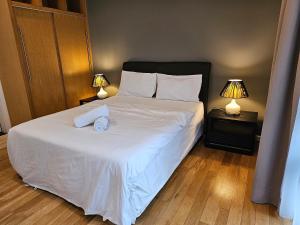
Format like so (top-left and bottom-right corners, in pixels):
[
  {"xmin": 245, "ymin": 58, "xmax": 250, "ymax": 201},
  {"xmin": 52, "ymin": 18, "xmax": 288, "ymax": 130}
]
[{"xmin": 220, "ymin": 79, "xmax": 249, "ymax": 99}]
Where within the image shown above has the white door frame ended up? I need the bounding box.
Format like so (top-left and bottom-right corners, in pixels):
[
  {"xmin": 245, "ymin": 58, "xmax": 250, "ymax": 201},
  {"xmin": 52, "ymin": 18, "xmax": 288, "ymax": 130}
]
[{"xmin": 0, "ymin": 80, "xmax": 11, "ymax": 132}]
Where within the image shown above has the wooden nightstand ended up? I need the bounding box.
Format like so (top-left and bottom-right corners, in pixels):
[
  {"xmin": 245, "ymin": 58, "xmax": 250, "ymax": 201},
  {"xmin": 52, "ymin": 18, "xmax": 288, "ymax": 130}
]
[
  {"xmin": 205, "ymin": 109, "xmax": 258, "ymax": 155},
  {"xmin": 79, "ymin": 96, "xmax": 108, "ymax": 105}
]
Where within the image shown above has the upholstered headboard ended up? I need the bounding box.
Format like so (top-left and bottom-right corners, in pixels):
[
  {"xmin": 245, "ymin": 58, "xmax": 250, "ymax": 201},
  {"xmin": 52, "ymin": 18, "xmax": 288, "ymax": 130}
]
[{"xmin": 122, "ymin": 61, "xmax": 211, "ymax": 116}]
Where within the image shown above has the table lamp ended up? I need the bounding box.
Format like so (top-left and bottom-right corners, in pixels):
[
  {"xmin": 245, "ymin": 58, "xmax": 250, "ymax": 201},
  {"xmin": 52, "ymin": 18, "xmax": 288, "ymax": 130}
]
[
  {"xmin": 93, "ymin": 74, "xmax": 109, "ymax": 99},
  {"xmin": 220, "ymin": 79, "xmax": 249, "ymax": 115}
]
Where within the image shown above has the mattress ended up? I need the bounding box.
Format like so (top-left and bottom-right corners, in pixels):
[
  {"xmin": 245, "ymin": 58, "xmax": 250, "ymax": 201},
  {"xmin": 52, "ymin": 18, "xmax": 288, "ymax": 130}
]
[{"xmin": 7, "ymin": 96, "xmax": 204, "ymax": 225}]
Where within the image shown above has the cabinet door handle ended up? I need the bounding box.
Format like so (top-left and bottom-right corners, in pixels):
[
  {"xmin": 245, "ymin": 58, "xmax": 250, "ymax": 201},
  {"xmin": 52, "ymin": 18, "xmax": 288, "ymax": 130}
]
[{"xmin": 18, "ymin": 27, "xmax": 32, "ymax": 82}]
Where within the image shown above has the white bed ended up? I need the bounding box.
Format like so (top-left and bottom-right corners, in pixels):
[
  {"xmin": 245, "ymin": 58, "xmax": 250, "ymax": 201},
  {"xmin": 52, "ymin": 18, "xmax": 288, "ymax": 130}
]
[{"xmin": 8, "ymin": 95, "xmax": 204, "ymax": 225}]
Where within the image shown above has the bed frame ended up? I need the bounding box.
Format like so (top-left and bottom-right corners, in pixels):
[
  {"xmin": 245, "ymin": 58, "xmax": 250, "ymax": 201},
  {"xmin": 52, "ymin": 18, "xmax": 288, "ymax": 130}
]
[{"xmin": 123, "ymin": 61, "xmax": 211, "ymax": 117}]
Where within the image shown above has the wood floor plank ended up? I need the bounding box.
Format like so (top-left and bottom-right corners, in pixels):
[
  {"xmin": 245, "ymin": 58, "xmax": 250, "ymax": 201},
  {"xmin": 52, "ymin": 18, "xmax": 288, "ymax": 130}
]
[
  {"xmin": 269, "ymin": 206, "xmax": 283, "ymax": 225},
  {"xmin": 183, "ymin": 150, "xmax": 225, "ymax": 225},
  {"xmin": 32, "ymin": 201, "xmax": 71, "ymax": 225},
  {"xmin": 155, "ymin": 151, "xmax": 217, "ymax": 225},
  {"xmin": 1, "ymin": 193, "xmax": 57, "ymax": 224},
  {"xmin": 0, "ymin": 138, "xmax": 291, "ymax": 225},
  {"xmin": 201, "ymin": 154, "xmax": 240, "ymax": 225},
  {"xmin": 41, "ymin": 202, "xmax": 79, "ymax": 225},
  {"xmin": 215, "ymin": 209, "xmax": 230, "ymax": 225},
  {"xmin": 255, "ymin": 204, "xmax": 270, "ymax": 225},
  {"xmin": 0, "ymin": 188, "xmax": 41, "ymax": 221},
  {"xmin": 240, "ymin": 156, "xmax": 256, "ymax": 225},
  {"xmin": 137, "ymin": 157, "xmax": 200, "ymax": 225},
  {"xmin": 18, "ymin": 196, "xmax": 64, "ymax": 225},
  {"xmin": 168, "ymin": 151, "xmax": 216, "ymax": 225},
  {"xmin": 87, "ymin": 216, "xmax": 109, "ymax": 225},
  {"xmin": 226, "ymin": 155, "xmax": 247, "ymax": 225},
  {"xmin": 212, "ymin": 155, "xmax": 243, "ymax": 225},
  {"xmin": 0, "ymin": 135, "xmax": 7, "ymax": 150}
]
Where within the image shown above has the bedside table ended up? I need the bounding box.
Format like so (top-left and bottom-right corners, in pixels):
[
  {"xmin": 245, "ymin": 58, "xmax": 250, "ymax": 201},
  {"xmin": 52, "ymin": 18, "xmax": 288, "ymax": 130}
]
[
  {"xmin": 79, "ymin": 96, "xmax": 108, "ymax": 105},
  {"xmin": 205, "ymin": 109, "xmax": 258, "ymax": 154}
]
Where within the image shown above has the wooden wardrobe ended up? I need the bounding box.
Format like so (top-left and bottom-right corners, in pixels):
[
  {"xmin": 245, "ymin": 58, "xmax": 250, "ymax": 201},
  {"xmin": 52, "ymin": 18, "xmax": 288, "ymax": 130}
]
[{"xmin": 0, "ymin": 0, "xmax": 95, "ymax": 123}]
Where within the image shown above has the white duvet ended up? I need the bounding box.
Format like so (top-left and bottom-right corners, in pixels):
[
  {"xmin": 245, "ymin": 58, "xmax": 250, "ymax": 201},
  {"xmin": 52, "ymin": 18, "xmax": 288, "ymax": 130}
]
[{"xmin": 8, "ymin": 96, "xmax": 204, "ymax": 225}]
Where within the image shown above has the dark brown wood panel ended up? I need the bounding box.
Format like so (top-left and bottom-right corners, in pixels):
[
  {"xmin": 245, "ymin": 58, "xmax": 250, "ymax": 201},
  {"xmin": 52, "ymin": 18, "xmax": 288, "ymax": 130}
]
[
  {"xmin": 54, "ymin": 13, "xmax": 95, "ymax": 108},
  {"xmin": 15, "ymin": 7, "xmax": 66, "ymax": 118}
]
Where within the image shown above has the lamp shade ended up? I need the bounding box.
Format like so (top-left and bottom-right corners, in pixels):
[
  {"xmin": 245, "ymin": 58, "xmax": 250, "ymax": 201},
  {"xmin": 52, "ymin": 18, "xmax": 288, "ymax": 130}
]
[
  {"xmin": 92, "ymin": 74, "xmax": 109, "ymax": 88},
  {"xmin": 220, "ymin": 79, "xmax": 249, "ymax": 99}
]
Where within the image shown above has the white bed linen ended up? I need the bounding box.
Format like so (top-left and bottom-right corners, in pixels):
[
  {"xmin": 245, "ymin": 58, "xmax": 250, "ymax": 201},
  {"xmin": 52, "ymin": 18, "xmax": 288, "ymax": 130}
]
[{"xmin": 8, "ymin": 96, "xmax": 204, "ymax": 225}]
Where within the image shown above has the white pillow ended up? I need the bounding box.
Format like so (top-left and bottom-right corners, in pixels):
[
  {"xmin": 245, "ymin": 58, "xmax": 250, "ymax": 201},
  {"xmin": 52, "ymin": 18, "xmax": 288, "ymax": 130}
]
[
  {"xmin": 156, "ymin": 74, "xmax": 202, "ymax": 102},
  {"xmin": 118, "ymin": 70, "xmax": 157, "ymax": 98}
]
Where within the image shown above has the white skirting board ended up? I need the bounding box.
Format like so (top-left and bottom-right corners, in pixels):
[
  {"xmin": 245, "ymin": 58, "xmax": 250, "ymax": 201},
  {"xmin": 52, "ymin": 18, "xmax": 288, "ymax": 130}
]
[{"xmin": 0, "ymin": 80, "xmax": 11, "ymax": 133}]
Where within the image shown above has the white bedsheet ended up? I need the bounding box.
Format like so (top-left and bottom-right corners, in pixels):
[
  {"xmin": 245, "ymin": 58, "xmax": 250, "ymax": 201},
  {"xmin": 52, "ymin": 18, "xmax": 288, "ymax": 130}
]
[{"xmin": 8, "ymin": 96, "xmax": 204, "ymax": 225}]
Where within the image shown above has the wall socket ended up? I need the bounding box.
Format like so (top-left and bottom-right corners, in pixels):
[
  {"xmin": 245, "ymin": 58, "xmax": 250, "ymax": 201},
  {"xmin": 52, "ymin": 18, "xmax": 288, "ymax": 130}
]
[{"xmin": 256, "ymin": 135, "xmax": 261, "ymax": 142}]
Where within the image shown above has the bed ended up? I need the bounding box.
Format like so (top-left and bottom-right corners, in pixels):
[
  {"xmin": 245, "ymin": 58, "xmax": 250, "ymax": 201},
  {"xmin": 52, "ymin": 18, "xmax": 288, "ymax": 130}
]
[{"xmin": 8, "ymin": 61, "xmax": 211, "ymax": 225}]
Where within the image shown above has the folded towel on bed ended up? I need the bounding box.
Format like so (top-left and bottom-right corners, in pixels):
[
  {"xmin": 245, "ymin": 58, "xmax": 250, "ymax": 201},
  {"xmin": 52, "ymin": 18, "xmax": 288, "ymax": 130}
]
[
  {"xmin": 74, "ymin": 105, "xmax": 109, "ymax": 128},
  {"xmin": 94, "ymin": 116, "xmax": 110, "ymax": 132}
]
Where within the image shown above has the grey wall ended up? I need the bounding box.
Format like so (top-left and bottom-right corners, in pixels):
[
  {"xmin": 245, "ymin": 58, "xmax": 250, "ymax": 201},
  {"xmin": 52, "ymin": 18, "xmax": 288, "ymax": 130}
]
[{"xmin": 87, "ymin": 0, "xmax": 282, "ymax": 120}]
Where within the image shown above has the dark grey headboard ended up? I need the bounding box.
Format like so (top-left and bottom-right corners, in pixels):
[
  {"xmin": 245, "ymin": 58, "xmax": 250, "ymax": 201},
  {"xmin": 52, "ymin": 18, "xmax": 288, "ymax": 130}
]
[{"xmin": 122, "ymin": 61, "xmax": 211, "ymax": 116}]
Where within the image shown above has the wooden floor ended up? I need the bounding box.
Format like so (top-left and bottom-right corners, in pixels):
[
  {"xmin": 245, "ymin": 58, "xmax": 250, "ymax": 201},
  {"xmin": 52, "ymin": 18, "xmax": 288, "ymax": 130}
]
[{"xmin": 0, "ymin": 134, "xmax": 291, "ymax": 225}]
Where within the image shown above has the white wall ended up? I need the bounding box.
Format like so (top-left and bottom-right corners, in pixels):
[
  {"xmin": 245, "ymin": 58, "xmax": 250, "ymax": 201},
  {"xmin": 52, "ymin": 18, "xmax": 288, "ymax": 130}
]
[
  {"xmin": 0, "ymin": 80, "xmax": 11, "ymax": 132},
  {"xmin": 279, "ymin": 97, "xmax": 300, "ymax": 224}
]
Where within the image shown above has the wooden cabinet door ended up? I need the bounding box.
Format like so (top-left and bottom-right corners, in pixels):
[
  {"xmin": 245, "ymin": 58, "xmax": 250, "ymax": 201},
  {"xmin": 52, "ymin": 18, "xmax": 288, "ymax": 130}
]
[
  {"xmin": 53, "ymin": 14, "xmax": 95, "ymax": 108},
  {"xmin": 15, "ymin": 8, "xmax": 66, "ymax": 118}
]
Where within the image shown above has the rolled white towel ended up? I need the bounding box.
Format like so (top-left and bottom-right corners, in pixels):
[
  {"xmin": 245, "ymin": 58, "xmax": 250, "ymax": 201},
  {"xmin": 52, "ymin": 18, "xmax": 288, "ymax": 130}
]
[
  {"xmin": 94, "ymin": 116, "xmax": 110, "ymax": 132},
  {"xmin": 74, "ymin": 104, "xmax": 109, "ymax": 128}
]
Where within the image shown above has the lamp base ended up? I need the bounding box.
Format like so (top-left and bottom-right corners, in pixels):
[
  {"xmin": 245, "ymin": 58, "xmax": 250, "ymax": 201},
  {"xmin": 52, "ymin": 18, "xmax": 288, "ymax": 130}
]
[
  {"xmin": 97, "ymin": 87, "xmax": 108, "ymax": 99},
  {"xmin": 225, "ymin": 99, "xmax": 240, "ymax": 115}
]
